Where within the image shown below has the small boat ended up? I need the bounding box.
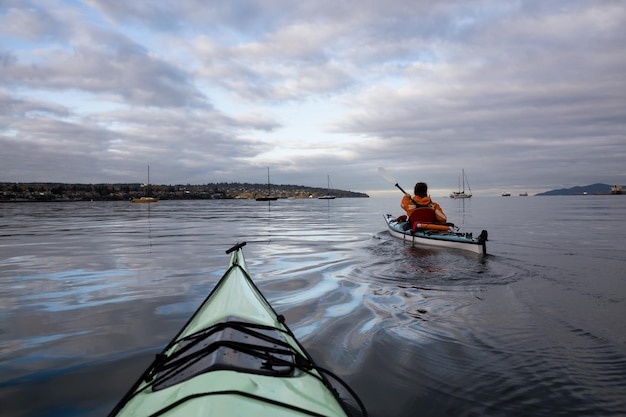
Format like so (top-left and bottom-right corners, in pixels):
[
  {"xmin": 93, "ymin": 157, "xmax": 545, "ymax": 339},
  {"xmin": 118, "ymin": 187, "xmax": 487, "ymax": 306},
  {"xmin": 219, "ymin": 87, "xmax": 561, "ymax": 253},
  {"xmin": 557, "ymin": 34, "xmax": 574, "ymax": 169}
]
[
  {"xmin": 108, "ymin": 242, "xmax": 366, "ymax": 417},
  {"xmin": 383, "ymin": 214, "xmax": 487, "ymax": 255},
  {"xmin": 132, "ymin": 165, "xmax": 159, "ymax": 203},
  {"xmin": 450, "ymin": 169, "xmax": 472, "ymax": 199},
  {"xmin": 255, "ymin": 195, "xmax": 278, "ymax": 201},
  {"xmin": 519, "ymin": 192, "xmax": 528, "ymax": 196},
  {"xmin": 318, "ymin": 174, "xmax": 336, "ymax": 199},
  {"xmin": 256, "ymin": 167, "xmax": 278, "ymax": 201},
  {"xmin": 131, "ymin": 196, "xmax": 159, "ymax": 203},
  {"xmin": 501, "ymin": 191, "xmax": 511, "ymax": 197}
]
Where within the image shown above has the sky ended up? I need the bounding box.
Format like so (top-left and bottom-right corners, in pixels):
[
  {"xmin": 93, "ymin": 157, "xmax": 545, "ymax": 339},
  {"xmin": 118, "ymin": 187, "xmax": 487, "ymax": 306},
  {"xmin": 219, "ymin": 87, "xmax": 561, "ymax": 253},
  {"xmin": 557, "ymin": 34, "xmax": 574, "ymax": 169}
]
[{"xmin": 1, "ymin": 0, "xmax": 625, "ymax": 196}]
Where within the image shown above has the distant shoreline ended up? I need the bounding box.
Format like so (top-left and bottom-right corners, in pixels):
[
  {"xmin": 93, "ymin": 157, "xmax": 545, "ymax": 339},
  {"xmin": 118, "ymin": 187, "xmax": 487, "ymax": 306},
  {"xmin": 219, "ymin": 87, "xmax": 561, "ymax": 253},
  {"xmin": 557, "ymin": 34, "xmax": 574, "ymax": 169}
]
[
  {"xmin": 0, "ymin": 196, "xmax": 370, "ymax": 203},
  {"xmin": 0, "ymin": 181, "xmax": 369, "ymax": 202}
]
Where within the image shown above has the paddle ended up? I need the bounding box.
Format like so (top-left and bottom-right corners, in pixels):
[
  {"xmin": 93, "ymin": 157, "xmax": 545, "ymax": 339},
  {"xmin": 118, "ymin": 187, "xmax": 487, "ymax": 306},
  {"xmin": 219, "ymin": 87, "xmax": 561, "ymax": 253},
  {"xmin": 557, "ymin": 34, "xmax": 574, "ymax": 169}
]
[{"xmin": 377, "ymin": 167, "xmax": 420, "ymax": 207}]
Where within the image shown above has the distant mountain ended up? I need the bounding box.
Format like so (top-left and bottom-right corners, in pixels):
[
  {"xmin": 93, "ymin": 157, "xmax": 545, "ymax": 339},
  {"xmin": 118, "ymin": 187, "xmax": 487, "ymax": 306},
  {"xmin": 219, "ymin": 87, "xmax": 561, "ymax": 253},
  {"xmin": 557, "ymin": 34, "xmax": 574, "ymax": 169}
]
[{"xmin": 536, "ymin": 183, "xmax": 615, "ymax": 196}]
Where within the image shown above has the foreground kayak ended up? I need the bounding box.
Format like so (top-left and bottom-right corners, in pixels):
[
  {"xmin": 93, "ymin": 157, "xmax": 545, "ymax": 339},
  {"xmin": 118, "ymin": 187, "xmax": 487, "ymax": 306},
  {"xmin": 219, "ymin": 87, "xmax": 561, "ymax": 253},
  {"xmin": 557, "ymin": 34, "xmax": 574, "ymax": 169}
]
[
  {"xmin": 384, "ymin": 214, "xmax": 488, "ymax": 255},
  {"xmin": 109, "ymin": 242, "xmax": 366, "ymax": 417}
]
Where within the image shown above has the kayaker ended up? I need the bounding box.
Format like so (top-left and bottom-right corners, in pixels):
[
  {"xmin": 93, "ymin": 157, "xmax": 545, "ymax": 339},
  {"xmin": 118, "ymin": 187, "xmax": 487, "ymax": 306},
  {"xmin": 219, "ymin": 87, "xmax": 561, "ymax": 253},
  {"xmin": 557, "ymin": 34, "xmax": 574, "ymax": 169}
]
[{"xmin": 401, "ymin": 182, "xmax": 447, "ymax": 223}]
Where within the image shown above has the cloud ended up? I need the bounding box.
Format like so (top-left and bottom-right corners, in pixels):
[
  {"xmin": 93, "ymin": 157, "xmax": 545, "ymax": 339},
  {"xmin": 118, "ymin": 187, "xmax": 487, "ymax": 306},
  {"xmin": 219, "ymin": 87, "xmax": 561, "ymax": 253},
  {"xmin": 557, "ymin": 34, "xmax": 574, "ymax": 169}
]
[{"xmin": 1, "ymin": 0, "xmax": 625, "ymax": 193}]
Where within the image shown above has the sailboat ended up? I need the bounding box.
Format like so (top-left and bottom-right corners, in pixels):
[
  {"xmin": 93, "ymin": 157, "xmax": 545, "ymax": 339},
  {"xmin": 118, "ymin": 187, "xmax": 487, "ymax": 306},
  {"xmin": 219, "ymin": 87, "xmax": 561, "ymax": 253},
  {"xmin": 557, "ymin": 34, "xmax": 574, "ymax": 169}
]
[
  {"xmin": 318, "ymin": 175, "xmax": 336, "ymax": 199},
  {"xmin": 256, "ymin": 167, "xmax": 278, "ymax": 201},
  {"xmin": 450, "ymin": 169, "xmax": 472, "ymax": 199},
  {"xmin": 132, "ymin": 165, "xmax": 159, "ymax": 203}
]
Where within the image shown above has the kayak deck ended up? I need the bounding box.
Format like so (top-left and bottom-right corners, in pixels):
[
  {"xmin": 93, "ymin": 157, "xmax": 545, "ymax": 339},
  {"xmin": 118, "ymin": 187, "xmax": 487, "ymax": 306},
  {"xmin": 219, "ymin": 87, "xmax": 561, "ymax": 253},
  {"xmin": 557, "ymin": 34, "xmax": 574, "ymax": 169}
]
[
  {"xmin": 150, "ymin": 318, "xmax": 298, "ymax": 391},
  {"xmin": 109, "ymin": 242, "xmax": 366, "ymax": 417},
  {"xmin": 384, "ymin": 213, "xmax": 488, "ymax": 255}
]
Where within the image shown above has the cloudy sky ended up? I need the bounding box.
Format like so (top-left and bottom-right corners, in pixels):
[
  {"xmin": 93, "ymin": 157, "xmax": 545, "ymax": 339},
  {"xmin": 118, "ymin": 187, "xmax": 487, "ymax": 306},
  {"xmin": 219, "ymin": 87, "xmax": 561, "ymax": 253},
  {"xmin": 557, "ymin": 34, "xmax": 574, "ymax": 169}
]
[{"xmin": 1, "ymin": 0, "xmax": 624, "ymax": 196}]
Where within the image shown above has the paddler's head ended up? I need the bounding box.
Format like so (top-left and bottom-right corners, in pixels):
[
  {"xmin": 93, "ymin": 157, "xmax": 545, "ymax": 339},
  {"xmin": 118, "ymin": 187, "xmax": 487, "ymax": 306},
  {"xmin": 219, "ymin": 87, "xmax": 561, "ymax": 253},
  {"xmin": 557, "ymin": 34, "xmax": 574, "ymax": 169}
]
[{"xmin": 414, "ymin": 182, "xmax": 428, "ymax": 197}]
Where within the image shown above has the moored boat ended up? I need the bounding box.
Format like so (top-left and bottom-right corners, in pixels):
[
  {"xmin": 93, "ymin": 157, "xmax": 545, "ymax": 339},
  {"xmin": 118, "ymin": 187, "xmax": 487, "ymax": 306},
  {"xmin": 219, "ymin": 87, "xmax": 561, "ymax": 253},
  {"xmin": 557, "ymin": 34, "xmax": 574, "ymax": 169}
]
[
  {"xmin": 131, "ymin": 196, "xmax": 159, "ymax": 203},
  {"xmin": 450, "ymin": 169, "xmax": 472, "ymax": 199},
  {"xmin": 255, "ymin": 195, "xmax": 278, "ymax": 201},
  {"xmin": 319, "ymin": 175, "xmax": 336, "ymax": 199},
  {"xmin": 132, "ymin": 165, "xmax": 159, "ymax": 203},
  {"xmin": 256, "ymin": 167, "xmax": 279, "ymax": 201},
  {"xmin": 383, "ymin": 214, "xmax": 487, "ymax": 255},
  {"xmin": 108, "ymin": 242, "xmax": 366, "ymax": 417}
]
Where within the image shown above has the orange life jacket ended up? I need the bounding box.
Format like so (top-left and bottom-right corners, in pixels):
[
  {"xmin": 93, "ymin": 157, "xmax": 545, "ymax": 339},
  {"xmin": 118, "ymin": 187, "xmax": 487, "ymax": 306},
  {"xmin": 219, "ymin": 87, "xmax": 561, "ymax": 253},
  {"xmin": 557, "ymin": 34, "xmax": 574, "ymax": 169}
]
[{"xmin": 401, "ymin": 194, "xmax": 447, "ymax": 223}]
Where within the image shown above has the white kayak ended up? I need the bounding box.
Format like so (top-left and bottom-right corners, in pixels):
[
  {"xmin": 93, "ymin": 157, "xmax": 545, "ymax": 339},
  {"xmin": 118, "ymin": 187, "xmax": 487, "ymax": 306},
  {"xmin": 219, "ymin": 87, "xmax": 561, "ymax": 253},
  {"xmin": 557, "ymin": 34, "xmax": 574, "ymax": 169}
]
[{"xmin": 384, "ymin": 214, "xmax": 488, "ymax": 255}]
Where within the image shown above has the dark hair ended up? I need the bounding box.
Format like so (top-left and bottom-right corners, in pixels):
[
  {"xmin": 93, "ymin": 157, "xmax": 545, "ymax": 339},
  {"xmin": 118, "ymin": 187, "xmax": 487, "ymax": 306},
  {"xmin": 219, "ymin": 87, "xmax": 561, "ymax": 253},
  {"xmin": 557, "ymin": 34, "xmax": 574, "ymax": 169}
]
[{"xmin": 414, "ymin": 182, "xmax": 428, "ymax": 197}]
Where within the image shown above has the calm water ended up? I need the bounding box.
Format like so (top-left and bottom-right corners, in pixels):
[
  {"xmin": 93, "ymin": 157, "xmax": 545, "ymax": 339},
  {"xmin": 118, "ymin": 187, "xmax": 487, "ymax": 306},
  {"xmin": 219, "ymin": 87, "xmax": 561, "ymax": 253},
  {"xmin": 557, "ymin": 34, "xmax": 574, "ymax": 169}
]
[{"xmin": 1, "ymin": 196, "xmax": 625, "ymax": 417}]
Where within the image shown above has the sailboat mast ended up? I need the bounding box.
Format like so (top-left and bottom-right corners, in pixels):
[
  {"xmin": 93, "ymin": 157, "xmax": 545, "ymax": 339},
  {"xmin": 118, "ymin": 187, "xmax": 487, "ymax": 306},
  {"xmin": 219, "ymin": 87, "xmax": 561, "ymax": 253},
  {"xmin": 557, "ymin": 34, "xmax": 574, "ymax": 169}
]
[
  {"xmin": 267, "ymin": 167, "xmax": 270, "ymax": 194},
  {"xmin": 462, "ymin": 169, "xmax": 465, "ymax": 192}
]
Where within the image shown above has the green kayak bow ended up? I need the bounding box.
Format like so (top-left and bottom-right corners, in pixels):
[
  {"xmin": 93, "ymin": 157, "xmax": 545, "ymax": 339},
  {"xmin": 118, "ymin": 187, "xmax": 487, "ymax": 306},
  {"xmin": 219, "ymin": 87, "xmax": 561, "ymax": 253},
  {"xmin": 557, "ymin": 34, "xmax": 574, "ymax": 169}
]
[{"xmin": 109, "ymin": 242, "xmax": 366, "ymax": 417}]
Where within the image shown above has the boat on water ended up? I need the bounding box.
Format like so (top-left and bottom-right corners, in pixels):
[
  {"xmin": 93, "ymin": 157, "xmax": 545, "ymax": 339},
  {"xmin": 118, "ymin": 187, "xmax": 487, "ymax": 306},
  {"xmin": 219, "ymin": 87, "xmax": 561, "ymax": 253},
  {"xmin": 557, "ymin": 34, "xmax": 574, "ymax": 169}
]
[
  {"xmin": 108, "ymin": 242, "xmax": 367, "ymax": 417},
  {"xmin": 519, "ymin": 192, "xmax": 528, "ymax": 196},
  {"xmin": 501, "ymin": 191, "xmax": 511, "ymax": 197},
  {"xmin": 131, "ymin": 196, "xmax": 159, "ymax": 203},
  {"xmin": 319, "ymin": 174, "xmax": 336, "ymax": 199},
  {"xmin": 132, "ymin": 166, "xmax": 159, "ymax": 203},
  {"xmin": 450, "ymin": 169, "xmax": 472, "ymax": 199},
  {"xmin": 383, "ymin": 214, "xmax": 487, "ymax": 255},
  {"xmin": 256, "ymin": 167, "xmax": 278, "ymax": 201}
]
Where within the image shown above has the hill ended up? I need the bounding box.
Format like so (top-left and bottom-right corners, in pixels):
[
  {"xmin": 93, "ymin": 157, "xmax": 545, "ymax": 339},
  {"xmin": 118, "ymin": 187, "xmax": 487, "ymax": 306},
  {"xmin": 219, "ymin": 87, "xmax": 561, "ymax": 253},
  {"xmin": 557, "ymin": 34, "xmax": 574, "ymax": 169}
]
[{"xmin": 536, "ymin": 183, "xmax": 615, "ymax": 196}]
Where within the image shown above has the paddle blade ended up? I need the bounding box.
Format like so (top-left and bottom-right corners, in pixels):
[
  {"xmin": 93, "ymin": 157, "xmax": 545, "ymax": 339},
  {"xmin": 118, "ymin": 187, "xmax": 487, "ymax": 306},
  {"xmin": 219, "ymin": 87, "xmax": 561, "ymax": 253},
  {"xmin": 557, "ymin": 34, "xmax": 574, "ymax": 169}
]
[
  {"xmin": 378, "ymin": 167, "xmax": 397, "ymax": 185},
  {"xmin": 379, "ymin": 167, "xmax": 411, "ymax": 196}
]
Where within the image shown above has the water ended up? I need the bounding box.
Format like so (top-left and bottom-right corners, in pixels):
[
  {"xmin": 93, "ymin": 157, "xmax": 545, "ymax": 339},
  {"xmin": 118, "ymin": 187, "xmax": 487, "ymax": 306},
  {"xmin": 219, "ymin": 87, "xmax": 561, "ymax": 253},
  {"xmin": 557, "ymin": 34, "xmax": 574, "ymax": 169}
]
[{"xmin": 1, "ymin": 196, "xmax": 625, "ymax": 417}]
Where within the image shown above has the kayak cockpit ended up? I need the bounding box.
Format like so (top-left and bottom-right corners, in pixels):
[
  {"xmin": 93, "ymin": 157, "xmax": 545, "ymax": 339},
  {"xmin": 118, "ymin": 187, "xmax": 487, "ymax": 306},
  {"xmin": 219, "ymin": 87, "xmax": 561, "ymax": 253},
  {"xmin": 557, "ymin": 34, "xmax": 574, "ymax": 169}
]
[{"xmin": 148, "ymin": 317, "xmax": 310, "ymax": 391}]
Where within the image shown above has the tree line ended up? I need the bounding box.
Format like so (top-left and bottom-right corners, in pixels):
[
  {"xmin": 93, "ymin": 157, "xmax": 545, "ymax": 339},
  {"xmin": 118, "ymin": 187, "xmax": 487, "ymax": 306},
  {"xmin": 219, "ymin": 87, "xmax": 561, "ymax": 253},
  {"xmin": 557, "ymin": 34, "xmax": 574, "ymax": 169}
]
[{"xmin": 0, "ymin": 182, "xmax": 369, "ymax": 201}]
